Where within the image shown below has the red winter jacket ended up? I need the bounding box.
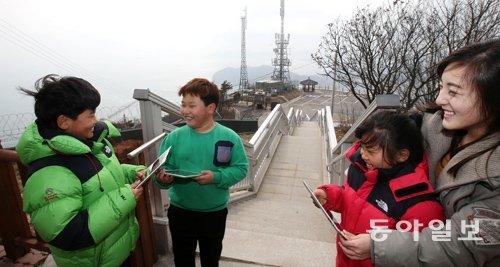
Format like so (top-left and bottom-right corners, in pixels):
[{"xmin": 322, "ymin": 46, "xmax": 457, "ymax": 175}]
[{"xmin": 318, "ymin": 142, "xmax": 445, "ymax": 267}]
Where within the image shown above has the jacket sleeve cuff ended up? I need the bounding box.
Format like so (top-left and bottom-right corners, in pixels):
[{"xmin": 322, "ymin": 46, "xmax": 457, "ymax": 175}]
[{"xmin": 122, "ymin": 164, "xmax": 146, "ymax": 183}]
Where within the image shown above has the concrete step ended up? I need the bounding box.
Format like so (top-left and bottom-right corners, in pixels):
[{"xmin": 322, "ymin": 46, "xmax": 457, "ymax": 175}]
[
  {"xmin": 227, "ymin": 209, "xmax": 324, "ymax": 227},
  {"xmin": 225, "ymin": 218, "xmax": 335, "ymax": 243},
  {"xmin": 229, "ymin": 199, "xmax": 321, "ymax": 215},
  {"xmin": 229, "ymin": 206, "xmax": 315, "ymax": 219},
  {"xmin": 226, "ymin": 191, "xmax": 337, "ymax": 257},
  {"xmin": 228, "ymin": 204, "xmax": 325, "ymax": 220},
  {"xmin": 229, "ymin": 198, "xmax": 320, "ymax": 216},
  {"xmin": 222, "ymin": 228, "xmax": 335, "ymax": 267}
]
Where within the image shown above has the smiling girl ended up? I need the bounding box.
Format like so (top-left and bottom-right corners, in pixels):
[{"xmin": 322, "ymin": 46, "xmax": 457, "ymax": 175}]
[{"xmin": 312, "ymin": 110, "xmax": 445, "ymax": 267}]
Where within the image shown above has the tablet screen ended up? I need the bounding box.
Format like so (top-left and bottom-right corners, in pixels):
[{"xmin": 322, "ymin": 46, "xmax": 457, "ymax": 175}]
[
  {"xmin": 303, "ymin": 180, "xmax": 347, "ymax": 240},
  {"xmin": 166, "ymin": 169, "xmax": 201, "ymax": 178}
]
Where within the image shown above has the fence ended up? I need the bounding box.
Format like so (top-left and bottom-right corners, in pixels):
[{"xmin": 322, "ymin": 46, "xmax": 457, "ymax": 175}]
[{"xmin": 0, "ymin": 103, "xmax": 141, "ymax": 149}]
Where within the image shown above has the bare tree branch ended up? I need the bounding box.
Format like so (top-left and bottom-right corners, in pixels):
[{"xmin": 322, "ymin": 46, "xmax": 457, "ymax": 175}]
[{"xmin": 313, "ymin": 0, "xmax": 499, "ymax": 112}]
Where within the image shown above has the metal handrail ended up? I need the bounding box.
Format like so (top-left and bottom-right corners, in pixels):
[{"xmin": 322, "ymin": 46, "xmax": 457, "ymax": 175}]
[
  {"xmin": 250, "ymin": 104, "xmax": 283, "ymax": 145},
  {"xmin": 133, "ymin": 89, "xmax": 182, "ymax": 118},
  {"xmin": 317, "ymin": 106, "xmax": 338, "ymax": 184},
  {"xmin": 330, "ymin": 94, "xmax": 400, "ymax": 156},
  {"xmin": 242, "ymin": 104, "xmax": 290, "ymax": 193},
  {"xmin": 127, "ymin": 132, "xmax": 167, "ymax": 159}
]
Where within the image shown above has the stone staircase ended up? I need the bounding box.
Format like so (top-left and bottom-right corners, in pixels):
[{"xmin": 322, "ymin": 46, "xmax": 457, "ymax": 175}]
[{"xmin": 221, "ymin": 121, "xmax": 337, "ymax": 266}]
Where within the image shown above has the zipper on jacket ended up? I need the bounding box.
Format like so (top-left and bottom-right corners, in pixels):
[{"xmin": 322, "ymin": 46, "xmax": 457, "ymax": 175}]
[{"xmin": 97, "ymin": 241, "xmax": 105, "ymax": 267}]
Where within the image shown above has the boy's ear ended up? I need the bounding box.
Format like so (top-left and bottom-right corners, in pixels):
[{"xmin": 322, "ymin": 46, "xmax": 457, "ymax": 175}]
[
  {"xmin": 57, "ymin": 115, "xmax": 70, "ymax": 130},
  {"xmin": 396, "ymin": 149, "xmax": 410, "ymax": 163},
  {"xmin": 207, "ymin": 103, "xmax": 216, "ymax": 114}
]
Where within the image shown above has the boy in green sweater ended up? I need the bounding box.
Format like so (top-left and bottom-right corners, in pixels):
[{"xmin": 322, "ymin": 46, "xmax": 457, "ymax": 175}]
[{"xmin": 155, "ymin": 78, "xmax": 248, "ymax": 267}]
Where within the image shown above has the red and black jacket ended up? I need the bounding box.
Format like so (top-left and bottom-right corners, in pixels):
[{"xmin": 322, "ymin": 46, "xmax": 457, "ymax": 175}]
[{"xmin": 319, "ymin": 141, "xmax": 445, "ymax": 267}]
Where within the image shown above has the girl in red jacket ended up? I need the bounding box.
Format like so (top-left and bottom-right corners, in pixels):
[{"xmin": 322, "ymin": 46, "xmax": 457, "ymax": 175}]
[{"xmin": 313, "ymin": 110, "xmax": 444, "ymax": 267}]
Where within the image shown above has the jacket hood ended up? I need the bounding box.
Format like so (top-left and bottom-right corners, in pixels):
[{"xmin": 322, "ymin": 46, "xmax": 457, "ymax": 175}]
[{"xmin": 16, "ymin": 120, "xmax": 121, "ymax": 166}]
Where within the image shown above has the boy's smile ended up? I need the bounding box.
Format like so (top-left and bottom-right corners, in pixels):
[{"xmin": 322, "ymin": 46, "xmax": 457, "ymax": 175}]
[
  {"xmin": 181, "ymin": 94, "xmax": 215, "ymax": 133},
  {"xmin": 58, "ymin": 109, "xmax": 97, "ymax": 139}
]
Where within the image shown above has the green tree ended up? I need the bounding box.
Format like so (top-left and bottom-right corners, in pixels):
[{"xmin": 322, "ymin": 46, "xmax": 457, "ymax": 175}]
[{"xmin": 219, "ymin": 80, "xmax": 233, "ymax": 111}]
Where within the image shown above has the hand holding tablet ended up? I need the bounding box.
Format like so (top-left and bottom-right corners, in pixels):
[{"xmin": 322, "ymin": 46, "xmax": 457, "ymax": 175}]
[{"xmin": 134, "ymin": 146, "xmax": 171, "ymax": 189}]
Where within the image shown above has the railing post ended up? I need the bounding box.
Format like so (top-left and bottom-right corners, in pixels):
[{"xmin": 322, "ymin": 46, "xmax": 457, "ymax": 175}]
[
  {"xmin": 245, "ymin": 145, "xmax": 256, "ymax": 192},
  {"xmin": 133, "ymin": 89, "xmax": 171, "ymax": 255},
  {"xmin": 0, "ymin": 149, "xmax": 32, "ymax": 259}
]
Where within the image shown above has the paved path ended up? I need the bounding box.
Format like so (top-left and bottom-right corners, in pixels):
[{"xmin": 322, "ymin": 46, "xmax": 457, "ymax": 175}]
[{"xmin": 220, "ymin": 121, "xmax": 337, "ymax": 266}]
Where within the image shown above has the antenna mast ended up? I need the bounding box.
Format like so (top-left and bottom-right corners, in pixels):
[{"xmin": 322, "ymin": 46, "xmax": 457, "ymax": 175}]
[
  {"xmin": 239, "ymin": 7, "xmax": 249, "ymax": 90},
  {"xmin": 271, "ymin": 0, "xmax": 291, "ymax": 89}
]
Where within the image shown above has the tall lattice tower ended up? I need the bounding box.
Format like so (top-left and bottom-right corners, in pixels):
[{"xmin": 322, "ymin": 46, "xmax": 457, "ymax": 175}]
[
  {"xmin": 271, "ymin": 0, "xmax": 291, "ymax": 85},
  {"xmin": 239, "ymin": 7, "xmax": 249, "ymax": 90}
]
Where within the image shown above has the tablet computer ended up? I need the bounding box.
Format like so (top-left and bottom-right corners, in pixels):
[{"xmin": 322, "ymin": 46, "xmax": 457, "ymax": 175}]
[
  {"xmin": 303, "ymin": 180, "xmax": 347, "ymax": 240},
  {"xmin": 134, "ymin": 146, "xmax": 171, "ymax": 189},
  {"xmin": 166, "ymin": 169, "xmax": 201, "ymax": 178}
]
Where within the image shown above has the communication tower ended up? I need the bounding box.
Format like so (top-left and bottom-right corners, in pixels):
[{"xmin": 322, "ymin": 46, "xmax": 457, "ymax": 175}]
[
  {"xmin": 239, "ymin": 7, "xmax": 249, "ymax": 90},
  {"xmin": 271, "ymin": 0, "xmax": 291, "ymax": 86}
]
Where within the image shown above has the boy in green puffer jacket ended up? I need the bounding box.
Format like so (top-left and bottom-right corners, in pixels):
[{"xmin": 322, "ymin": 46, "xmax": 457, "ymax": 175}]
[{"xmin": 16, "ymin": 74, "xmax": 146, "ymax": 267}]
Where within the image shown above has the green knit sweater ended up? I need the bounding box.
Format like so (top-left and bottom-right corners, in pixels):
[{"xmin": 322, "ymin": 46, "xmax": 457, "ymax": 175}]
[{"xmin": 154, "ymin": 123, "xmax": 248, "ymax": 212}]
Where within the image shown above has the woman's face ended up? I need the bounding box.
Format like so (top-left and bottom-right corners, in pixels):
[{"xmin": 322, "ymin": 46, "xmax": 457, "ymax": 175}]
[{"xmin": 435, "ymin": 63, "xmax": 488, "ymax": 140}]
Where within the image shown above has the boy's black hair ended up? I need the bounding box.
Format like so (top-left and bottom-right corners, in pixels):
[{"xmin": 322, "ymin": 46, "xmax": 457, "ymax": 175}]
[
  {"xmin": 19, "ymin": 74, "xmax": 101, "ymax": 129},
  {"xmin": 354, "ymin": 110, "xmax": 424, "ymax": 166}
]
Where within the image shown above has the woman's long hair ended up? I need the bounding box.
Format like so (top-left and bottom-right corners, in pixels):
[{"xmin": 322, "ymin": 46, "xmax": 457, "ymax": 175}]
[{"xmin": 424, "ymin": 39, "xmax": 500, "ymax": 177}]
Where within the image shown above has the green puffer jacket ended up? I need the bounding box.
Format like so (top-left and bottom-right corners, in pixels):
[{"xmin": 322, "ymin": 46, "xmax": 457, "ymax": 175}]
[{"xmin": 17, "ymin": 120, "xmax": 144, "ymax": 267}]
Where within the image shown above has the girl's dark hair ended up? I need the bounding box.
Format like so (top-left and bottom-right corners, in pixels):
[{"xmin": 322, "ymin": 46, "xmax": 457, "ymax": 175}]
[
  {"xmin": 355, "ymin": 110, "xmax": 424, "ymax": 166},
  {"xmin": 428, "ymin": 39, "xmax": 500, "ymax": 176},
  {"xmin": 178, "ymin": 78, "xmax": 219, "ymax": 108},
  {"xmin": 19, "ymin": 74, "xmax": 101, "ymax": 129}
]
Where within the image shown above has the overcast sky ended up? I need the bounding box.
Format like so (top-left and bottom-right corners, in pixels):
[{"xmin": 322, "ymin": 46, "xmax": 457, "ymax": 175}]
[{"xmin": 0, "ymin": 0, "xmax": 387, "ymax": 114}]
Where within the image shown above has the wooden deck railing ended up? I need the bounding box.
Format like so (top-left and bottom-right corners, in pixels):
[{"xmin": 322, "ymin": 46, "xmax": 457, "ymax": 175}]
[{"xmin": 0, "ymin": 148, "xmax": 49, "ymax": 259}]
